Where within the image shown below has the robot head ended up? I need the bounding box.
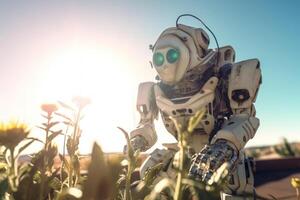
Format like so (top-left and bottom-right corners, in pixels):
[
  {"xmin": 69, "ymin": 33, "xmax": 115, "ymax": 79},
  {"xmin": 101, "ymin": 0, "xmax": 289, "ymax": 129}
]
[{"xmin": 152, "ymin": 24, "xmax": 214, "ymax": 85}]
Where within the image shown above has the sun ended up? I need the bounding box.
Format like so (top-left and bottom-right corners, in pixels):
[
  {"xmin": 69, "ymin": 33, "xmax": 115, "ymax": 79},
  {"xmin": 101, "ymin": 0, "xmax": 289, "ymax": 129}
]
[
  {"xmin": 32, "ymin": 44, "xmax": 137, "ymax": 153},
  {"xmin": 39, "ymin": 45, "xmax": 129, "ymax": 100}
]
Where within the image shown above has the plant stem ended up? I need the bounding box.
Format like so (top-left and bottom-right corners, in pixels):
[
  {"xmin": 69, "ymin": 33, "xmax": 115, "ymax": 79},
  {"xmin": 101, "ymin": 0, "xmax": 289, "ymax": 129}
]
[
  {"xmin": 60, "ymin": 125, "xmax": 69, "ymax": 190},
  {"xmin": 73, "ymin": 108, "xmax": 81, "ymax": 142},
  {"xmin": 69, "ymin": 165, "xmax": 73, "ymax": 187},
  {"xmin": 9, "ymin": 147, "xmax": 18, "ymax": 190},
  {"xmin": 45, "ymin": 113, "xmax": 51, "ymax": 151},
  {"xmin": 69, "ymin": 108, "xmax": 81, "ymax": 187},
  {"xmin": 125, "ymin": 161, "xmax": 132, "ymax": 200},
  {"xmin": 40, "ymin": 113, "xmax": 51, "ymax": 200},
  {"xmin": 174, "ymin": 127, "xmax": 185, "ymax": 200},
  {"xmin": 174, "ymin": 166, "xmax": 183, "ymax": 200},
  {"xmin": 9, "ymin": 148, "xmax": 16, "ymax": 177}
]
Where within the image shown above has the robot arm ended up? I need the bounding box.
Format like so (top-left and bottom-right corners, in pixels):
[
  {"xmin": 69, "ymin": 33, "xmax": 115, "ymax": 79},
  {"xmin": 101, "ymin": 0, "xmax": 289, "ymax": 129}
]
[
  {"xmin": 189, "ymin": 59, "xmax": 262, "ymax": 182},
  {"xmin": 127, "ymin": 82, "xmax": 159, "ymax": 152},
  {"xmin": 211, "ymin": 59, "xmax": 261, "ymax": 149}
]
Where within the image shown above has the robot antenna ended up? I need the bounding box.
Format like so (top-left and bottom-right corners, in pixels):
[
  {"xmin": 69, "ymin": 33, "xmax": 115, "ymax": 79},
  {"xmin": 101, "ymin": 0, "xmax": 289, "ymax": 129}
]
[{"xmin": 176, "ymin": 14, "xmax": 220, "ymax": 67}]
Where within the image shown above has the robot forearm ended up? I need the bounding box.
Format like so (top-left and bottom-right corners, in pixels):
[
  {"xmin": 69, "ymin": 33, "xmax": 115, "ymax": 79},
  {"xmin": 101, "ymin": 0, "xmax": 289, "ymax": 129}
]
[
  {"xmin": 129, "ymin": 123, "xmax": 157, "ymax": 151},
  {"xmin": 127, "ymin": 82, "xmax": 159, "ymax": 152},
  {"xmin": 211, "ymin": 114, "xmax": 260, "ymax": 150}
]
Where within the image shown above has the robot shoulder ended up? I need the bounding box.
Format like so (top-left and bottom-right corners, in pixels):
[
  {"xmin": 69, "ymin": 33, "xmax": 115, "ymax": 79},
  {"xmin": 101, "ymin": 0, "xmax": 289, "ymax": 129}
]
[{"xmin": 227, "ymin": 59, "xmax": 262, "ymax": 110}]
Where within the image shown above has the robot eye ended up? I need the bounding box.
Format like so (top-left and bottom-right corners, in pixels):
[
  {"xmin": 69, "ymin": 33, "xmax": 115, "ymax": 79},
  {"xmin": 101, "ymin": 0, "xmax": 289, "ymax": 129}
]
[
  {"xmin": 153, "ymin": 52, "xmax": 164, "ymax": 67},
  {"xmin": 166, "ymin": 48, "xmax": 180, "ymax": 64}
]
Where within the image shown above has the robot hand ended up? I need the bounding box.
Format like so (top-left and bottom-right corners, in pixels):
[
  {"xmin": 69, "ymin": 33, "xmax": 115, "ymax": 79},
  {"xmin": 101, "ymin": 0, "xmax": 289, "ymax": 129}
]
[
  {"xmin": 123, "ymin": 135, "xmax": 149, "ymax": 154},
  {"xmin": 188, "ymin": 139, "xmax": 238, "ymax": 183}
]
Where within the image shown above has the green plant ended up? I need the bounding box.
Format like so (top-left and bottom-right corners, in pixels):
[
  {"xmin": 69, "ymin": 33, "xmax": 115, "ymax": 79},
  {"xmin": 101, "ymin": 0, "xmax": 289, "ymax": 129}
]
[
  {"xmin": 0, "ymin": 99, "xmax": 275, "ymax": 200},
  {"xmin": 81, "ymin": 142, "xmax": 112, "ymax": 200},
  {"xmin": 135, "ymin": 110, "xmax": 229, "ymax": 200},
  {"xmin": 116, "ymin": 127, "xmax": 140, "ymax": 200},
  {"xmin": 56, "ymin": 97, "xmax": 90, "ymax": 188},
  {"xmin": 0, "ymin": 121, "xmax": 31, "ymax": 196},
  {"xmin": 274, "ymin": 137, "xmax": 296, "ymax": 157},
  {"xmin": 38, "ymin": 103, "xmax": 62, "ymax": 200},
  {"xmin": 173, "ymin": 110, "xmax": 205, "ymax": 200},
  {"xmin": 246, "ymin": 148, "xmax": 261, "ymax": 159},
  {"xmin": 0, "ymin": 119, "xmax": 59, "ymax": 200}
]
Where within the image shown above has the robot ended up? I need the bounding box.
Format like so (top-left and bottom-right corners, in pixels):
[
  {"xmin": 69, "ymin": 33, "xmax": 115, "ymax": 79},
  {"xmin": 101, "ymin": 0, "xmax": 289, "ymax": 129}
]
[{"xmin": 126, "ymin": 15, "xmax": 262, "ymax": 200}]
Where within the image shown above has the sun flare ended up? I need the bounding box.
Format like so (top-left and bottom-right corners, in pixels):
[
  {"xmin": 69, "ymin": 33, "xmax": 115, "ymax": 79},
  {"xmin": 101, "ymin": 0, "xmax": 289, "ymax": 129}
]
[{"xmin": 31, "ymin": 44, "xmax": 137, "ymax": 153}]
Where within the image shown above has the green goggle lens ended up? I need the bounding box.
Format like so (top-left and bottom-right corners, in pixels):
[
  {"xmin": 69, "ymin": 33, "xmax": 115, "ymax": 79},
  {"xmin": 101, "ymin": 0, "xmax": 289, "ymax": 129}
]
[
  {"xmin": 153, "ymin": 52, "xmax": 164, "ymax": 66},
  {"xmin": 166, "ymin": 49, "xmax": 180, "ymax": 63}
]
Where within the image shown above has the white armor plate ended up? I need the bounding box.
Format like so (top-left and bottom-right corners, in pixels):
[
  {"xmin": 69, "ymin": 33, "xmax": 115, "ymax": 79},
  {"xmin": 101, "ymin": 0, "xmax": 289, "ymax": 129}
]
[{"xmin": 154, "ymin": 77, "xmax": 219, "ymax": 137}]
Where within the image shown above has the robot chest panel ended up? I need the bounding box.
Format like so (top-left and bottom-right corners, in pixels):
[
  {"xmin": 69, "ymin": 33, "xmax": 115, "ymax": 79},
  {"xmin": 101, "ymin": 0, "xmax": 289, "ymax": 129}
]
[{"xmin": 154, "ymin": 77, "xmax": 219, "ymax": 136}]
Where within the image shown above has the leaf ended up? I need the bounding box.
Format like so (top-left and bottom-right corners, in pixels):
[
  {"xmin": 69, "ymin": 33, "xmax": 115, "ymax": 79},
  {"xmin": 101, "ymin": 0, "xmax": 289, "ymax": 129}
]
[
  {"xmin": 116, "ymin": 174, "xmax": 126, "ymax": 187},
  {"xmin": 48, "ymin": 121, "xmax": 60, "ymax": 129},
  {"xmin": 82, "ymin": 142, "xmax": 112, "ymax": 200},
  {"xmin": 17, "ymin": 164, "xmax": 31, "ymax": 180},
  {"xmin": 72, "ymin": 154, "xmax": 80, "ymax": 178},
  {"xmin": 188, "ymin": 109, "xmax": 205, "ymax": 133},
  {"xmin": 117, "ymin": 127, "xmax": 134, "ymax": 159},
  {"xmin": 66, "ymin": 136, "xmax": 74, "ymax": 155},
  {"xmin": 148, "ymin": 178, "xmax": 175, "ymax": 199},
  {"xmin": 55, "ymin": 112, "xmax": 74, "ymax": 123},
  {"xmin": 49, "ymin": 177, "xmax": 62, "ymax": 190},
  {"xmin": 63, "ymin": 121, "xmax": 73, "ymax": 126},
  {"xmin": 36, "ymin": 125, "xmax": 47, "ymax": 131},
  {"xmin": 180, "ymin": 179, "xmax": 206, "ymax": 192},
  {"xmin": 26, "ymin": 137, "xmax": 44, "ymax": 144},
  {"xmin": 57, "ymin": 101, "xmax": 75, "ymax": 111},
  {"xmin": 17, "ymin": 139, "xmax": 35, "ymax": 156},
  {"xmin": 42, "ymin": 123, "xmax": 48, "ymax": 127},
  {"xmin": 59, "ymin": 154, "xmax": 70, "ymax": 173},
  {"xmin": 142, "ymin": 163, "xmax": 163, "ymax": 186},
  {"xmin": 41, "ymin": 114, "xmax": 51, "ymax": 120},
  {"xmin": 48, "ymin": 130, "xmax": 63, "ymax": 142}
]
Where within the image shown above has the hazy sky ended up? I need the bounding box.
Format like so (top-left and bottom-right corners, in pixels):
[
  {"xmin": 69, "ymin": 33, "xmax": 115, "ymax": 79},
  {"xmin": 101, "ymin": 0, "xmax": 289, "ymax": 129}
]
[{"xmin": 0, "ymin": 1, "xmax": 299, "ymax": 153}]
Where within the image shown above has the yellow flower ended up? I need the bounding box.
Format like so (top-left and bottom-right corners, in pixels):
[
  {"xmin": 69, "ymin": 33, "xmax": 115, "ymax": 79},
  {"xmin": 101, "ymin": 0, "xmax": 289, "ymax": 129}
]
[
  {"xmin": 291, "ymin": 177, "xmax": 300, "ymax": 188},
  {"xmin": 0, "ymin": 121, "xmax": 30, "ymax": 150},
  {"xmin": 41, "ymin": 103, "xmax": 58, "ymax": 115},
  {"xmin": 72, "ymin": 96, "xmax": 91, "ymax": 109}
]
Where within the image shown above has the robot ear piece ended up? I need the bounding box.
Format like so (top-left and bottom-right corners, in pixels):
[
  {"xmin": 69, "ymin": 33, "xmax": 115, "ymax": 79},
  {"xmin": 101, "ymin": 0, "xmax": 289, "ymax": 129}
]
[
  {"xmin": 195, "ymin": 28, "xmax": 210, "ymax": 51},
  {"xmin": 201, "ymin": 31, "xmax": 210, "ymax": 46},
  {"xmin": 175, "ymin": 14, "xmax": 220, "ymax": 65}
]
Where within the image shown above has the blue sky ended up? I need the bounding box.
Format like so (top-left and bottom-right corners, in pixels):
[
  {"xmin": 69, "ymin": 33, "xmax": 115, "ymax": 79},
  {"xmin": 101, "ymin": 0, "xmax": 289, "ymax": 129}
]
[{"xmin": 0, "ymin": 1, "xmax": 299, "ymax": 152}]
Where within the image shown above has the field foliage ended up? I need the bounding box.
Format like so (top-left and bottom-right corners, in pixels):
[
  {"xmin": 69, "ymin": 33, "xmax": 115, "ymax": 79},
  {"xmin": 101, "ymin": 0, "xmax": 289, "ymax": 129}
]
[{"xmin": 0, "ymin": 98, "xmax": 261, "ymax": 200}]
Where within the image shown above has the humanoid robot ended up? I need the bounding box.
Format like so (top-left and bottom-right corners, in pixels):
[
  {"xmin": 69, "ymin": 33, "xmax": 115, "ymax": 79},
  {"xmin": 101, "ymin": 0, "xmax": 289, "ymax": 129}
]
[{"xmin": 127, "ymin": 15, "xmax": 262, "ymax": 200}]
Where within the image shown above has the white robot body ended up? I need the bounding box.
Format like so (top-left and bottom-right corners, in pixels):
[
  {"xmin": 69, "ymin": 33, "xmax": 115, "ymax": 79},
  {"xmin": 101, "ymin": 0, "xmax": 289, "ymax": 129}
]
[
  {"xmin": 154, "ymin": 76, "xmax": 218, "ymax": 152},
  {"xmin": 129, "ymin": 24, "xmax": 262, "ymax": 199}
]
